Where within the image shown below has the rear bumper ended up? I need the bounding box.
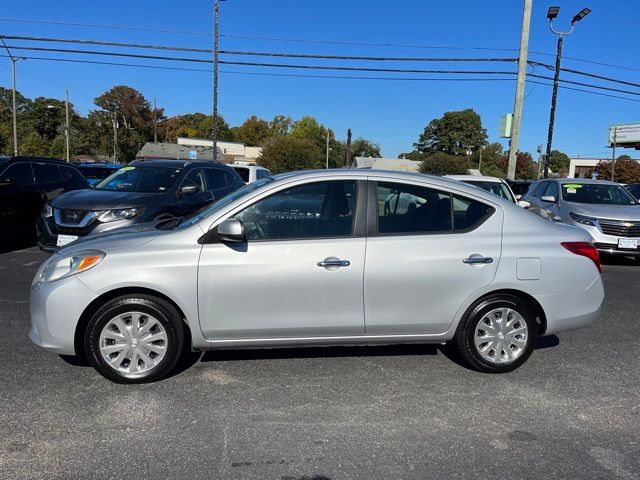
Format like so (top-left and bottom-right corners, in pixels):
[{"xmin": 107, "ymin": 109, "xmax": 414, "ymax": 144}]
[{"xmin": 534, "ymin": 275, "xmax": 604, "ymax": 336}]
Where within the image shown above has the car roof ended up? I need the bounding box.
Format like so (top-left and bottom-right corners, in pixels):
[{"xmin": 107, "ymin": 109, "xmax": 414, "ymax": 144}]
[
  {"xmin": 76, "ymin": 162, "xmax": 121, "ymax": 168},
  {"xmin": 543, "ymin": 177, "xmax": 620, "ymax": 186},
  {"xmin": 7, "ymin": 156, "xmax": 70, "ymax": 166},
  {"xmin": 445, "ymin": 174, "xmax": 505, "ymax": 183},
  {"xmin": 131, "ymin": 159, "xmax": 231, "ymax": 169}
]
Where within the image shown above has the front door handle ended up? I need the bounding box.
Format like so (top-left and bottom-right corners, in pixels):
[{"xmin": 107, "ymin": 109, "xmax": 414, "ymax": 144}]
[
  {"xmin": 317, "ymin": 257, "xmax": 350, "ymax": 268},
  {"xmin": 463, "ymin": 255, "xmax": 493, "ymax": 265}
]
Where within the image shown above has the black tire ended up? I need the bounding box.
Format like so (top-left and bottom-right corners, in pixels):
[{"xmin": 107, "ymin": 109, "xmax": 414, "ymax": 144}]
[
  {"xmin": 85, "ymin": 295, "xmax": 184, "ymax": 384},
  {"xmin": 452, "ymin": 294, "xmax": 538, "ymax": 373}
]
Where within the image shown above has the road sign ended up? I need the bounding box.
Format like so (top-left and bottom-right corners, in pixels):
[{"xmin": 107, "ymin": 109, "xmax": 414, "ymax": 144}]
[{"xmin": 499, "ymin": 114, "xmax": 513, "ymax": 138}]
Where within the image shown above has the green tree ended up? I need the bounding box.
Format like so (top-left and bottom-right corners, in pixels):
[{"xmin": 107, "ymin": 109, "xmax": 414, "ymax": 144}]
[
  {"xmin": 94, "ymin": 86, "xmax": 155, "ymax": 162},
  {"xmin": 351, "ymin": 137, "xmax": 381, "ymax": 158},
  {"xmin": 418, "ymin": 152, "xmax": 470, "ymax": 175},
  {"xmin": 234, "ymin": 115, "xmax": 271, "ymax": 146},
  {"xmin": 162, "ymin": 113, "xmax": 232, "ymax": 142},
  {"xmin": 20, "ymin": 133, "xmax": 49, "ymax": 157},
  {"xmin": 498, "ymin": 152, "xmax": 536, "ymax": 179},
  {"xmin": 290, "ymin": 115, "xmax": 327, "ymax": 150},
  {"xmin": 415, "ymin": 109, "xmax": 487, "ymax": 156},
  {"xmin": 596, "ymin": 155, "xmax": 640, "ymax": 183},
  {"xmin": 258, "ymin": 136, "xmax": 323, "ymax": 174},
  {"xmin": 398, "ymin": 151, "xmax": 427, "ymax": 161},
  {"xmin": 547, "ymin": 149, "xmax": 571, "ymax": 175},
  {"xmin": 269, "ymin": 115, "xmax": 293, "ymax": 136}
]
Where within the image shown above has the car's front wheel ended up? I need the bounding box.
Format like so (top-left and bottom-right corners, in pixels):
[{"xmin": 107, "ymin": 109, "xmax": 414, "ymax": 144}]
[
  {"xmin": 85, "ymin": 295, "xmax": 184, "ymax": 383},
  {"xmin": 453, "ymin": 294, "xmax": 538, "ymax": 373}
]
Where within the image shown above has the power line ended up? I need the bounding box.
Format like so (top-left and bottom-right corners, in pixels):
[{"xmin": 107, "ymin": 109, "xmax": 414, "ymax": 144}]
[
  {"xmin": 530, "ymin": 60, "xmax": 640, "ymax": 89},
  {"xmin": 526, "ymin": 80, "xmax": 640, "ymax": 103},
  {"xmin": 528, "ymin": 73, "xmax": 640, "ymax": 97}
]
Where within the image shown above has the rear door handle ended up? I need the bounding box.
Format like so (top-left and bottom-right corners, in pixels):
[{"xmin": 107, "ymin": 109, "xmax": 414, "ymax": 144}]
[
  {"xmin": 317, "ymin": 257, "xmax": 350, "ymax": 268},
  {"xmin": 463, "ymin": 255, "xmax": 493, "ymax": 265}
]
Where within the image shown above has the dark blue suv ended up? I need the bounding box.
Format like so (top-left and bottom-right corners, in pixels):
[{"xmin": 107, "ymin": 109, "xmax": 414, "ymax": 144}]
[{"xmin": 37, "ymin": 159, "xmax": 244, "ymax": 251}]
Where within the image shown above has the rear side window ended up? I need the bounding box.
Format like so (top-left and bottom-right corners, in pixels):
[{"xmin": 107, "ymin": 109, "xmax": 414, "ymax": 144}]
[
  {"xmin": 232, "ymin": 166, "xmax": 250, "ymax": 183},
  {"xmin": 375, "ymin": 182, "xmax": 493, "ymax": 234},
  {"xmin": 206, "ymin": 168, "xmax": 229, "ymax": 190},
  {"xmin": 224, "ymin": 171, "xmax": 237, "ymax": 187},
  {"xmin": 1, "ymin": 162, "xmax": 34, "ymax": 185},
  {"xmin": 33, "ymin": 163, "xmax": 62, "ymax": 184}
]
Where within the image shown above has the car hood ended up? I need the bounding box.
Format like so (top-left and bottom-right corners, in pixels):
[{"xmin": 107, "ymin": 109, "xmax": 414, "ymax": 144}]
[
  {"xmin": 567, "ymin": 202, "xmax": 640, "ymax": 221},
  {"xmin": 50, "ymin": 189, "xmax": 165, "ymax": 210},
  {"xmin": 57, "ymin": 222, "xmax": 160, "ymax": 254}
]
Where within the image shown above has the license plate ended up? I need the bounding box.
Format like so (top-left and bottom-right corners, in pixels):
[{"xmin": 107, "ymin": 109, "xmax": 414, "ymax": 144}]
[
  {"xmin": 56, "ymin": 234, "xmax": 78, "ymax": 247},
  {"xmin": 618, "ymin": 238, "xmax": 638, "ymax": 249}
]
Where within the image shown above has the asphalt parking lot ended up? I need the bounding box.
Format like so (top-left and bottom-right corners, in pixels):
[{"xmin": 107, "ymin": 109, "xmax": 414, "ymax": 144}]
[{"xmin": 1, "ymin": 246, "xmax": 639, "ymax": 480}]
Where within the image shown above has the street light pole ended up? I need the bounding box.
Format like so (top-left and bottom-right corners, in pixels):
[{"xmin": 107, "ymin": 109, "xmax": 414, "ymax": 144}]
[
  {"xmin": 543, "ymin": 6, "xmax": 591, "ymax": 178},
  {"xmin": 212, "ymin": 0, "xmax": 222, "ymax": 162},
  {"xmin": 611, "ymin": 127, "xmax": 617, "ymax": 182},
  {"xmin": 325, "ymin": 129, "xmax": 330, "ymax": 169},
  {"xmin": 112, "ymin": 111, "xmax": 118, "ymax": 162},
  {"xmin": 1, "ymin": 38, "xmax": 21, "ymax": 156}
]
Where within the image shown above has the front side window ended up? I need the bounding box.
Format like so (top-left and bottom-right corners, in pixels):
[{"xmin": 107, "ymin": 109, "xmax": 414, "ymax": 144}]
[
  {"xmin": 204, "ymin": 168, "xmax": 229, "ymax": 190},
  {"xmin": 544, "ymin": 181, "xmax": 559, "ymax": 199},
  {"xmin": 561, "ymin": 183, "xmax": 638, "ymax": 205},
  {"xmin": 95, "ymin": 166, "xmax": 181, "ymax": 193},
  {"xmin": 1, "ymin": 162, "xmax": 34, "ymax": 185},
  {"xmin": 182, "ymin": 168, "xmax": 207, "ymax": 192},
  {"xmin": 33, "ymin": 163, "xmax": 62, "ymax": 184},
  {"xmin": 235, "ymin": 180, "xmax": 357, "ymax": 240},
  {"xmin": 376, "ymin": 182, "xmax": 493, "ymax": 234},
  {"xmin": 531, "ymin": 182, "xmax": 548, "ymax": 198}
]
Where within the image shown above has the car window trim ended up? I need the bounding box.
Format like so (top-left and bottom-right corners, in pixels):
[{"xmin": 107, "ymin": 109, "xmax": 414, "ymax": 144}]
[
  {"xmin": 0, "ymin": 161, "xmax": 36, "ymax": 184},
  {"xmin": 207, "ymin": 167, "xmax": 232, "ymax": 191},
  {"xmin": 201, "ymin": 179, "xmax": 367, "ymax": 244},
  {"xmin": 366, "ymin": 180, "xmax": 495, "ymax": 237}
]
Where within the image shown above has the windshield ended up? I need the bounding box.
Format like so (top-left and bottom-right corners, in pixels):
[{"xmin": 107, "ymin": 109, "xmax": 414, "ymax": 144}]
[
  {"xmin": 177, "ymin": 176, "xmax": 274, "ymax": 229},
  {"xmin": 561, "ymin": 183, "xmax": 638, "ymax": 205},
  {"xmin": 462, "ymin": 180, "xmax": 515, "ymax": 203},
  {"xmin": 95, "ymin": 166, "xmax": 182, "ymax": 193}
]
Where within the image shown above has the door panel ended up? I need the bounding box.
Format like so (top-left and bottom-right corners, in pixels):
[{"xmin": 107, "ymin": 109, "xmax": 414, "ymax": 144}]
[
  {"xmin": 198, "ymin": 238, "xmax": 365, "ymax": 339},
  {"xmin": 364, "ymin": 181, "xmax": 503, "ymax": 335}
]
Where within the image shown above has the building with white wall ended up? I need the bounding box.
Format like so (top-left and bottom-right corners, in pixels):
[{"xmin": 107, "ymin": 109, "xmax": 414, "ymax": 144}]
[{"xmin": 177, "ymin": 137, "xmax": 262, "ymax": 164}]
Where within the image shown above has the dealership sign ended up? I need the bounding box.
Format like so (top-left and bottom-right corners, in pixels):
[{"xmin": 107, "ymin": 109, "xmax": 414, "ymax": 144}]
[{"xmin": 609, "ymin": 123, "xmax": 640, "ymax": 145}]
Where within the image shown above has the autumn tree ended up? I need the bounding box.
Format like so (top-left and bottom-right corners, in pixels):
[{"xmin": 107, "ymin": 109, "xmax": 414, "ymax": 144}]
[{"xmin": 596, "ymin": 155, "xmax": 640, "ymax": 183}]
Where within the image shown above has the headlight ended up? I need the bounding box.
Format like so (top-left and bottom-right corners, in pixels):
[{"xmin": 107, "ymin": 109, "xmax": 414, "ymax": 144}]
[
  {"xmin": 569, "ymin": 212, "xmax": 598, "ymax": 226},
  {"xmin": 34, "ymin": 250, "xmax": 105, "ymax": 284},
  {"xmin": 98, "ymin": 208, "xmax": 144, "ymax": 223},
  {"xmin": 42, "ymin": 204, "xmax": 53, "ymax": 218}
]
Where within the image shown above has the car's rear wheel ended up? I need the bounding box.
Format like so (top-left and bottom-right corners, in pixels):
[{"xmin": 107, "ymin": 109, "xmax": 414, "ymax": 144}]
[
  {"xmin": 85, "ymin": 295, "xmax": 184, "ymax": 383},
  {"xmin": 453, "ymin": 294, "xmax": 538, "ymax": 373}
]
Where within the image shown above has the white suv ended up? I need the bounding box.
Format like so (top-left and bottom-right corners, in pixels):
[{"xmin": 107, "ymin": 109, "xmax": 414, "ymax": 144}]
[{"xmin": 231, "ymin": 163, "xmax": 272, "ymax": 184}]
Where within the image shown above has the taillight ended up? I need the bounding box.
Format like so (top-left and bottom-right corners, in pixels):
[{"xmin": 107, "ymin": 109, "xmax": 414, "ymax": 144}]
[{"xmin": 561, "ymin": 242, "xmax": 602, "ymax": 273}]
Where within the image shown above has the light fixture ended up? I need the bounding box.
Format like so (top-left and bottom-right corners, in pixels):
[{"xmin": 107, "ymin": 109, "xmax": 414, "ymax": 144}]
[
  {"xmin": 571, "ymin": 7, "xmax": 591, "ymax": 24},
  {"xmin": 547, "ymin": 6, "xmax": 560, "ymax": 20}
]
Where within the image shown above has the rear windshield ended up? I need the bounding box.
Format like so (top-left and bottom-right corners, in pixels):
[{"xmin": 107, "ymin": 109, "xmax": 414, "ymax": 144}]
[
  {"xmin": 462, "ymin": 180, "xmax": 515, "ymax": 203},
  {"xmin": 561, "ymin": 183, "xmax": 638, "ymax": 205},
  {"xmin": 233, "ymin": 166, "xmax": 250, "ymax": 183},
  {"xmin": 95, "ymin": 166, "xmax": 182, "ymax": 193}
]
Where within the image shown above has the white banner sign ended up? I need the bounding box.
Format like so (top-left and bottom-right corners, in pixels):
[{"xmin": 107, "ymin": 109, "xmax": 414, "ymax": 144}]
[{"xmin": 609, "ymin": 124, "xmax": 640, "ymax": 144}]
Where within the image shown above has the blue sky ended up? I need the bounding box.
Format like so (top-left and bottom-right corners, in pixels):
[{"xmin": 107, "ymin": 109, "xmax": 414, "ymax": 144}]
[{"xmin": 1, "ymin": 0, "xmax": 638, "ymax": 159}]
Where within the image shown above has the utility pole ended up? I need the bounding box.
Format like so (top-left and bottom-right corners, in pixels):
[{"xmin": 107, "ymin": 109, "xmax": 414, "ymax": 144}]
[
  {"xmin": 212, "ymin": 0, "xmax": 222, "ymax": 162},
  {"xmin": 153, "ymin": 98, "xmax": 158, "ymax": 143},
  {"xmin": 478, "ymin": 145, "xmax": 484, "ymax": 172},
  {"xmin": 507, "ymin": 0, "xmax": 532, "ymax": 180},
  {"xmin": 536, "ymin": 144, "xmax": 543, "ymax": 179},
  {"xmin": 611, "ymin": 127, "xmax": 617, "ymax": 182},
  {"xmin": 2, "ymin": 38, "xmax": 22, "ymax": 156},
  {"xmin": 112, "ymin": 111, "xmax": 118, "ymax": 162},
  {"xmin": 325, "ymin": 128, "xmax": 331, "ymax": 169},
  {"xmin": 346, "ymin": 128, "xmax": 352, "ymax": 167},
  {"xmin": 544, "ymin": 6, "xmax": 591, "ymax": 178},
  {"xmin": 65, "ymin": 89, "xmax": 70, "ymax": 162}
]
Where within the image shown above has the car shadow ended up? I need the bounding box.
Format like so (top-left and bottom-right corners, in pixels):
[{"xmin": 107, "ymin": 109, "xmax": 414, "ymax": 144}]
[{"xmin": 0, "ymin": 231, "xmax": 37, "ymax": 254}]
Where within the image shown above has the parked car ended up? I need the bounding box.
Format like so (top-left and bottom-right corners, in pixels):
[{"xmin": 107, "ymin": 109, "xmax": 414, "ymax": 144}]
[
  {"xmin": 36, "ymin": 159, "xmax": 244, "ymax": 252},
  {"xmin": 0, "ymin": 156, "xmax": 88, "ymax": 239},
  {"xmin": 522, "ymin": 178, "xmax": 640, "ymax": 257},
  {"xmin": 74, "ymin": 162, "xmax": 122, "ymax": 186},
  {"xmin": 231, "ymin": 163, "xmax": 272, "ymax": 183},
  {"xmin": 445, "ymin": 175, "xmax": 530, "ymax": 208},
  {"xmin": 30, "ymin": 170, "xmax": 603, "ymax": 383},
  {"xmin": 624, "ymin": 183, "xmax": 640, "ymax": 200},
  {"xmin": 506, "ymin": 179, "xmax": 534, "ymax": 200}
]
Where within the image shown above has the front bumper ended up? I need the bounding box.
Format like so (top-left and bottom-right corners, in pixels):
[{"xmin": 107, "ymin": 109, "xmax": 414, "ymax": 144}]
[
  {"xmin": 568, "ymin": 221, "xmax": 640, "ymax": 256},
  {"xmin": 29, "ymin": 275, "xmax": 98, "ymax": 355},
  {"xmin": 37, "ymin": 214, "xmax": 136, "ymax": 252},
  {"xmin": 534, "ymin": 275, "xmax": 604, "ymax": 336}
]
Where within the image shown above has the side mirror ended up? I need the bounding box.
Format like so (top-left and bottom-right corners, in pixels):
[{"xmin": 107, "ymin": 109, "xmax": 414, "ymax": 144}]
[
  {"xmin": 217, "ymin": 218, "xmax": 245, "ymax": 243},
  {"xmin": 181, "ymin": 184, "xmax": 199, "ymax": 195},
  {"xmin": 518, "ymin": 200, "xmax": 531, "ymax": 209},
  {"xmin": 0, "ymin": 178, "xmax": 17, "ymax": 187},
  {"xmin": 540, "ymin": 195, "xmax": 557, "ymax": 203},
  {"xmin": 515, "ymin": 194, "xmax": 522, "ymax": 200}
]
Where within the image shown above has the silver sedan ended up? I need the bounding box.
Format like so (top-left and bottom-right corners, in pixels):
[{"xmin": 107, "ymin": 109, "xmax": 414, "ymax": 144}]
[{"xmin": 30, "ymin": 170, "xmax": 604, "ymax": 383}]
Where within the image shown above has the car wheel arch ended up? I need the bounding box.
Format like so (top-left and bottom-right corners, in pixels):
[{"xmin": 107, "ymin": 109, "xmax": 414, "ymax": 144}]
[
  {"xmin": 457, "ymin": 288, "xmax": 547, "ymax": 337},
  {"xmin": 74, "ymin": 286, "xmax": 191, "ymax": 359}
]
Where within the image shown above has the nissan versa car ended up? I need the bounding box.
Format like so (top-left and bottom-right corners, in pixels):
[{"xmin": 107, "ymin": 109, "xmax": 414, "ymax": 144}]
[
  {"xmin": 522, "ymin": 178, "xmax": 640, "ymax": 257},
  {"xmin": 30, "ymin": 170, "xmax": 604, "ymax": 383},
  {"xmin": 37, "ymin": 159, "xmax": 244, "ymax": 251}
]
